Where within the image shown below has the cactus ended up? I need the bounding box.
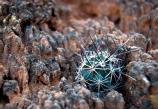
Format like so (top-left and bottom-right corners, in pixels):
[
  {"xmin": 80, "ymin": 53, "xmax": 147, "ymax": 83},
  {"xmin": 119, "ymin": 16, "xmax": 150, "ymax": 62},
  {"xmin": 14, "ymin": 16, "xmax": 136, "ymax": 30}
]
[{"xmin": 76, "ymin": 36, "xmax": 129, "ymax": 95}]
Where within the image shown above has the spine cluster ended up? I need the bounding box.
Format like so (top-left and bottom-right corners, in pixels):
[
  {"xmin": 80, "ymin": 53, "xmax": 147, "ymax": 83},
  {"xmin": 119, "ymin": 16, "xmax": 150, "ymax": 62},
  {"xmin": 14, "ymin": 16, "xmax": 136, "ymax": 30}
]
[{"xmin": 76, "ymin": 39, "xmax": 127, "ymax": 94}]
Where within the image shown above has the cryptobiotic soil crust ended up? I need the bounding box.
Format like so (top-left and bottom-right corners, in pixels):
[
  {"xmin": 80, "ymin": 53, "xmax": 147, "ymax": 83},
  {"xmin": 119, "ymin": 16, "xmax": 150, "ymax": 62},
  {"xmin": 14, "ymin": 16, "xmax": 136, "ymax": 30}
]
[{"xmin": 0, "ymin": 0, "xmax": 158, "ymax": 109}]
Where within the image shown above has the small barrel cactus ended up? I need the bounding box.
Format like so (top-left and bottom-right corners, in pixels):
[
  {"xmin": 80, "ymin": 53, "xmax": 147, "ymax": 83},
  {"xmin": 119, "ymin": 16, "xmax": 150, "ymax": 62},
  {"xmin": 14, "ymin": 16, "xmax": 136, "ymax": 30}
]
[{"xmin": 76, "ymin": 37, "xmax": 128, "ymax": 94}]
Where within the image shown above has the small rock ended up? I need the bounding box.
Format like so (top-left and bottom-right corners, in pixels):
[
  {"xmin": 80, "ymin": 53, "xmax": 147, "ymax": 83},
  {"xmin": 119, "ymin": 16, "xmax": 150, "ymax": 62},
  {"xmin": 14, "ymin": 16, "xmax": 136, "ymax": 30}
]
[
  {"xmin": 93, "ymin": 98, "xmax": 104, "ymax": 109},
  {"xmin": 31, "ymin": 60, "xmax": 49, "ymax": 84},
  {"xmin": 78, "ymin": 99, "xmax": 89, "ymax": 109},
  {"xmin": 44, "ymin": 99, "xmax": 53, "ymax": 109},
  {"xmin": 127, "ymin": 61, "xmax": 151, "ymax": 94},
  {"xmin": 18, "ymin": 98, "xmax": 32, "ymax": 109},
  {"xmin": 3, "ymin": 80, "xmax": 20, "ymax": 102},
  {"xmin": 128, "ymin": 46, "xmax": 142, "ymax": 61},
  {"xmin": 78, "ymin": 86, "xmax": 91, "ymax": 97},
  {"xmin": 127, "ymin": 33, "xmax": 147, "ymax": 51},
  {"xmin": 149, "ymin": 49, "xmax": 158, "ymax": 62},
  {"xmin": 7, "ymin": 55, "xmax": 28, "ymax": 92},
  {"xmin": 50, "ymin": 100, "xmax": 61, "ymax": 109},
  {"xmin": 105, "ymin": 90, "xmax": 125, "ymax": 109}
]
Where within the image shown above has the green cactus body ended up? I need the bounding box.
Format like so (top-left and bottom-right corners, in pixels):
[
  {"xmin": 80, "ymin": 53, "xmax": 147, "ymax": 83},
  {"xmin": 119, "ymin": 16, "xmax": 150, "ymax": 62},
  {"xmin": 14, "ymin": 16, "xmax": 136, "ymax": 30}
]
[{"xmin": 77, "ymin": 48, "xmax": 124, "ymax": 93}]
